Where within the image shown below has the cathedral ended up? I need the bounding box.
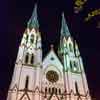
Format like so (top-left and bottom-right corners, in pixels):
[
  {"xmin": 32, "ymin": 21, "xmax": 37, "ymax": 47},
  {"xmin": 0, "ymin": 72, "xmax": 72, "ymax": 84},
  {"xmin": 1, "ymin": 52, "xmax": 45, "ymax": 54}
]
[{"xmin": 7, "ymin": 4, "xmax": 92, "ymax": 100}]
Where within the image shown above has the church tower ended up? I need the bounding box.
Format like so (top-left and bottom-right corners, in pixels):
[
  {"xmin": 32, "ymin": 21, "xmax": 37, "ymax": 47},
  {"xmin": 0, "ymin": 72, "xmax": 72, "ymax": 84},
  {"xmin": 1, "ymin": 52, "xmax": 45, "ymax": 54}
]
[
  {"xmin": 7, "ymin": 3, "xmax": 92, "ymax": 100},
  {"xmin": 7, "ymin": 4, "xmax": 42, "ymax": 100},
  {"xmin": 57, "ymin": 13, "xmax": 92, "ymax": 100}
]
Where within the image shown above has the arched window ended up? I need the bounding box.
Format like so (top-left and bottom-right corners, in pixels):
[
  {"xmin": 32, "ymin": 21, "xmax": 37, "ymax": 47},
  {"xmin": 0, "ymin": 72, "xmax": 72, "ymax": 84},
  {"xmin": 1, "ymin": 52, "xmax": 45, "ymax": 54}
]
[
  {"xmin": 74, "ymin": 61, "xmax": 77, "ymax": 67},
  {"xmin": 30, "ymin": 54, "xmax": 34, "ymax": 64},
  {"xmin": 59, "ymin": 88, "xmax": 61, "ymax": 94},
  {"xmin": 69, "ymin": 43, "xmax": 73, "ymax": 52},
  {"xmin": 26, "ymin": 35, "xmax": 29, "ymax": 43},
  {"xmin": 70, "ymin": 61, "xmax": 73, "ymax": 70},
  {"xmin": 30, "ymin": 34, "xmax": 34, "ymax": 44},
  {"xmin": 55, "ymin": 88, "xmax": 57, "ymax": 94},
  {"xmin": 75, "ymin": 82, "xmax": 79, "ymax": 94},
  {"xmin": 45, "ymin": 87, "xmax": 47, "ymax": 93},
  {"xmin": 73, "ymin": 61, "xmax": 78, "ymax": 71},
  {"xmin": 25, "ymin": 53, "xmax": 29, "ymax": 64},
  {"xmin": 25, "ymin": 76, "xmax": 29, "ymax": 89},
  {"xmin": 52, "ymin": 87, "xmax": 54, "ymax": 93},
  {"xmin": 49, "ymin": 88, "xmax": 51, "ymax": 94}
]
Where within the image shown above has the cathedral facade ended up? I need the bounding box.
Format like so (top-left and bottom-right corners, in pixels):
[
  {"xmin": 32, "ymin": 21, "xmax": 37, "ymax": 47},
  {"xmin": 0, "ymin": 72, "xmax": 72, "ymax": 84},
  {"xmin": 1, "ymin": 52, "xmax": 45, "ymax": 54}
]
[{"xmin": 7, "ymin": 4, "xmax": 92, "ymax": 100}]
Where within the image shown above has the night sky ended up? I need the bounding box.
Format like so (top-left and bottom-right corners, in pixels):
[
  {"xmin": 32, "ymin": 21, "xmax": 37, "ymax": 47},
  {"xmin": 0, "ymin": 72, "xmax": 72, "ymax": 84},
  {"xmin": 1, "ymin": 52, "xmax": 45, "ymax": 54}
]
[{"xmin": 0, "ymin": 0, "xmax": 100, "ymax": 100}]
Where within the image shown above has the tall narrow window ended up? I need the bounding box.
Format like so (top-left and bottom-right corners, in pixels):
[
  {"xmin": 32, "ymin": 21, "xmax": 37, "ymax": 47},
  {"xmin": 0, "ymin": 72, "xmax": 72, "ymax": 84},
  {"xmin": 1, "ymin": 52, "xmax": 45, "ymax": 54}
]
[
  {"xmin": 75, "ymin": 82, "xmax": 79, "ymax": 94},
  {"xmin": 73, "ymin": 61, "xmax": 78, "ymax": 71},
  {"xmin": 25, "ymin": 76, "xmax": 29, "ymax": 89},
  {"xmin": 49, "ymin": 88, "xmax": 51, "ymax": 94},
  {"xmin": 52, "ymin": 87, "xmax": 54, "ymax": 93},
  {"xmin": 69, "ymin": 43, "xmax": 73, "ymax": 52},
  {"xmin": 59, "ymin": 88, "xmax": 61, "ymax": 94},
  {"xmin": 70, "ymin": 61, "xmax": 73, "ymax": 70},
  {"xmin": 26, "ymin": 35, "xmax": 29, "ymax": 43},
  {"xmin": 30, "ymin": 34, "xmax": 34, "ymax": 44},
  {"xmin": 74, "ymin": 61, "xmax": 77, "ymax": 68},
  {"xmin": 55, "ymin": 88, "xmax": 57, "ymax": 94},
  {"xmin": 25, "ymin": 53, "xmax": 29, "ymax": 64},
  {"xmin": 45, "ymin": 87, "xmax": 47, "ymax": 98},
  {"xmin": 30, "ymin": 54, "xmax": 34, "ymax": 64},
  {"xmin": 45, "ymin": 87, "xmax": 47, "ymax": 93}
]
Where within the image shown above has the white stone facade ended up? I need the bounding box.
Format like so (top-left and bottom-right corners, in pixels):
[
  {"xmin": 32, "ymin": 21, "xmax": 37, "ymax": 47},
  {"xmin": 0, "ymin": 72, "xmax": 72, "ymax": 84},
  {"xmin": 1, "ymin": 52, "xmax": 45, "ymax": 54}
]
[
  {"xmin": 7, "ymin": 4, "xmax": 92, "ymax": 100},
  {"xmin": 7, "ymin": 28, "xmax": 91, "ymax": 100}
]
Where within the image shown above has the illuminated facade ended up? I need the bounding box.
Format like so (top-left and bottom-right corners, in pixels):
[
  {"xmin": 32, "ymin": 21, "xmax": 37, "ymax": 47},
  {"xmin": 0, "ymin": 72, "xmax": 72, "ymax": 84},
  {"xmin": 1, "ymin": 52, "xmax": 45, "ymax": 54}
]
[{"xmin": 7, "ymin": 4, "xmax": 91, "ymax": 100}]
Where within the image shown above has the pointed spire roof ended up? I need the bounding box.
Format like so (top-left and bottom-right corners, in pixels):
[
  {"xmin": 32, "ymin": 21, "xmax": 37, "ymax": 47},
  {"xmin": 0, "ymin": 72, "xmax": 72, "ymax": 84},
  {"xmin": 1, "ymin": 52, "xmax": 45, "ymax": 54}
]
[
  {"xmin": 61, "ymin": 13, "xmax": 70, "ymax": 37},
  {"xmin": 27, "ymin": 4, "xmax": 39, "ymax": 29}
]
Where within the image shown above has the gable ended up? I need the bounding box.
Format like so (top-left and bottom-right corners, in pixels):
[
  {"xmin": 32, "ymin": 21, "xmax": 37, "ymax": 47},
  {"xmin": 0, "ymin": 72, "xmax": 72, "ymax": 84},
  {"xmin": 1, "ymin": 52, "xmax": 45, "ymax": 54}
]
[
  {"xmin": 49, "ymin": 94, "xmax": 59, "ymax": 100},
  {"xmin": 10, "ymin": 84, "xmax": 18, "ymax": 91},
  {"xmin": 19, "ymin": 92, "xmax": 30, "ymax": 100},
  {"xmin": 43, "ymin": 50, "xmax": 63, "ymax": 71}
]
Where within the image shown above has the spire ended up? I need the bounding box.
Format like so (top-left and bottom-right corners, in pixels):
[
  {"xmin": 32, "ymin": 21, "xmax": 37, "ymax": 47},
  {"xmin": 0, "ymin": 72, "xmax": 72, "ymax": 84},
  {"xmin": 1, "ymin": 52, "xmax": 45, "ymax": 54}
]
[
  {"xmin": 61, "ymin": 13, "xmax": 70, "ymax": 37},
  {"xmin": 27, "ymin": 4, "xmax": 39, "ymax": 29}
]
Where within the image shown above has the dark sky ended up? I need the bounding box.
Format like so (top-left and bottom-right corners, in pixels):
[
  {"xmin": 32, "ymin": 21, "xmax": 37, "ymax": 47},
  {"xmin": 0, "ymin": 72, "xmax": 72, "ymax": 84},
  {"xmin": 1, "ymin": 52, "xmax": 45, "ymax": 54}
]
[{"xmin": 0, "ymin": 0, "xmax": 100, "ymax": 100}]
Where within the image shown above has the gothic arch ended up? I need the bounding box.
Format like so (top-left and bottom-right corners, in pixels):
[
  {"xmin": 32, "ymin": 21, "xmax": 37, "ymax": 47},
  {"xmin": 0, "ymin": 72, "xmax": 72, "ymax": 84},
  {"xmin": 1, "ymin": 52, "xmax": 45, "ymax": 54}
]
[
  {"xmin": 59, "ymin": 88, "xmax": 61, "ymax": 95},
  {"xmin": 30, "ymin": 28, "xmax": 37, "ymax": 43},
  {"xmin": 49, "ymin": 87, "xmax": 51, "ymax": 94},
  {"xmin": 25, "ymin": 53, "xmax": 29, "ymax": 64},
  {"xmin": 69, "ymin": 43, "xmax": 73, "ymax": 52},
  {"xmin": 19, "ymin": 92, "xmax": 30, "ymax": 100},
  {"xmin": 30, "ymin": 54, "xmax": 34, "ymax": 64},
  {"xmin": 45, "ymin": 87, "xmax": 47, "ymax": 93},
  {"xmin": 75, "ymin": 81, "xmax": 79, "ymax": 94},
  {"xmin": 30, "ymin": 34, "xmax": 34, "ymax": 44},
  {"xmin": 26, "ymin": 34, "xmax": 29, "ymax": 43},
  {"xmin": 25, "ymin": 76, "xmax": 29, "ymax": 89},
  {"xmin": 11, "ymin": 84, "xmax": 18, "ymax": 91},
  {"xmin": 70, "ymin": 60, "xmax": 73, "ymax": 70}
]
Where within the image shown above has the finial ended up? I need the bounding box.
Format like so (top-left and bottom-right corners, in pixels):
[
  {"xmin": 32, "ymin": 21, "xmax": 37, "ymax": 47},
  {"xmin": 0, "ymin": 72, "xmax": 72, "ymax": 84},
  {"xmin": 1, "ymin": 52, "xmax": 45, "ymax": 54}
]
[{"xmin": 50, "ymin": 44, "xmax": 54, "ymax": 50}]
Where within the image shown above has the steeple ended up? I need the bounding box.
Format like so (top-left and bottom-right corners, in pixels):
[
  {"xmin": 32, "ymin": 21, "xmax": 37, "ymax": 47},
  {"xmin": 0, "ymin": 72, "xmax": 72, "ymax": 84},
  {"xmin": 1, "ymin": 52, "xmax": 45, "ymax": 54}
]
[
  {"xmin": 7, "ymin": 4, "xmax": 92, "ymax": 100},
  {"xmin": 16, "ymin": 3, "xmax": 41, "ymax": 65},
  {"xmin": 27, "ymin": 4, "xmax": 39, "ymax": 29},
  {"xmin": 61, "ymin": 13, "xmax": 70, "ymax": 37},
  {"xmin": 58, "ymin": 13, "xmax": 70, "ymax": 56}
]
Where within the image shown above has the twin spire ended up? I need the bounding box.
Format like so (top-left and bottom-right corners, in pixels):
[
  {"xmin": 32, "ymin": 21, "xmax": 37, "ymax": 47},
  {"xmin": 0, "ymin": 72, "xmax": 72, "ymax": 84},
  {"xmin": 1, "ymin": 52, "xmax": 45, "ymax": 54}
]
[
  {"xmin": 61, "ymin": 13, "xmax": 70, "ymax": 36},
  {"xmin": 27, "ymin": 4, "xmax": 71, "ymax": 36},
  {"xmin": 27, "ymin": 4, "xmax": 39, "ymax": 29}
]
